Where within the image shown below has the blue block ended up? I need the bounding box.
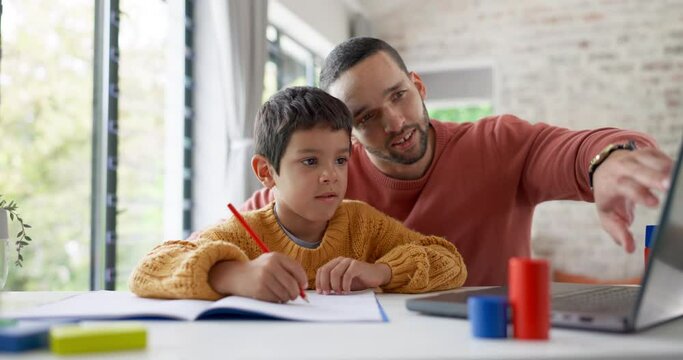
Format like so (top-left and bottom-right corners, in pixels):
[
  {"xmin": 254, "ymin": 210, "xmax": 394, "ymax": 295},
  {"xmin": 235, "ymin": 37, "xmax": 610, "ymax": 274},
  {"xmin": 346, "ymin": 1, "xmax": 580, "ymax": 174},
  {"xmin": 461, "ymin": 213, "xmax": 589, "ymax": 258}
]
[
  {"xmin": 468, "ymin": 295, "xmax": 508, "ymax": 339},
  {"xmin": 0, "ymin": 323, "xmax": 50, "ymax": 352},
  {"xmin": 645, "ymin": 225, "xmax": 657, "ymax": 248}
]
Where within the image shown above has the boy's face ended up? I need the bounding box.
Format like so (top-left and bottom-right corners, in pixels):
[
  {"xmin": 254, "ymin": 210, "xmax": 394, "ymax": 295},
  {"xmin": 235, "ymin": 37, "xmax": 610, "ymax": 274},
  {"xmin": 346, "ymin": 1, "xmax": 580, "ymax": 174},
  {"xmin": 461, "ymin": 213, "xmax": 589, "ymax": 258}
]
[{"xmin": 266, "ymin": 126, "xmax": 350, "ymax": 224}]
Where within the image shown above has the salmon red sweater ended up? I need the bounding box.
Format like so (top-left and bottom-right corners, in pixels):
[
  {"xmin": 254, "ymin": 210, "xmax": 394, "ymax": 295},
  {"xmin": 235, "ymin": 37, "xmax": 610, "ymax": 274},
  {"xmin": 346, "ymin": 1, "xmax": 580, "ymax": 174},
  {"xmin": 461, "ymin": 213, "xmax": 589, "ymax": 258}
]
[{"xmin": 243, "ymin": 115, "xmax": 656, "ymax": 285}]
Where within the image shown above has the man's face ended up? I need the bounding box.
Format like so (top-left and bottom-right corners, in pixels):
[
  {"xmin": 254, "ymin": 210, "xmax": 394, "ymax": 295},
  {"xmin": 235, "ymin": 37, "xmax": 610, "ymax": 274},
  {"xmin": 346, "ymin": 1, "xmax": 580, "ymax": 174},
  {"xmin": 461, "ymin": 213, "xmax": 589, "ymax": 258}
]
[
  {"xmin": 327, "ymin": 52, "xmax": 430, "ymax": 165},
  {"xmin": 270, "ymin": 126, "xmax": 350, "ymax": 224}
]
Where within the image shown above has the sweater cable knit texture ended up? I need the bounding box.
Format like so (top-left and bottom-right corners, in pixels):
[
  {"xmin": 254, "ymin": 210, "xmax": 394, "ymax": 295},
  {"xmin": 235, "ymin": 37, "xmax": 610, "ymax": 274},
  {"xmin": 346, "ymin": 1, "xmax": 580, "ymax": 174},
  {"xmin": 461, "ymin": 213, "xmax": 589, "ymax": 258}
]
[{"xmin": 130, "ymin": 200, "xmax": 467, "ymax": 300}]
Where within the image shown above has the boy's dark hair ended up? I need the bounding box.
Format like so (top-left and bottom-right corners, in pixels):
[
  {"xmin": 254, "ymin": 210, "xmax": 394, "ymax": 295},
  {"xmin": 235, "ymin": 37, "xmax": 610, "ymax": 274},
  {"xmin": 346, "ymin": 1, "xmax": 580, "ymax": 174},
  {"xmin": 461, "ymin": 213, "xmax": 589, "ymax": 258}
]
[
  {"xmin": 254, "ymin": 86, "xmax": 352, "ymax": 174},
  {"xmin": 319, "ymin": 37, "xmax": 409, "ymax": 91}
]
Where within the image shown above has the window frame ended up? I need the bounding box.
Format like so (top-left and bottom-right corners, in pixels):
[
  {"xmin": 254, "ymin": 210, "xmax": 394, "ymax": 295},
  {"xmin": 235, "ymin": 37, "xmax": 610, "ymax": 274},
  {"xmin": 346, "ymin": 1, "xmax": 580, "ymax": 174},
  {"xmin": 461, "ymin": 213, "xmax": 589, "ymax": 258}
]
[
  {"xmin": 91, "ymin": 0, "xmax": 120, "ymax": 291},
  {"xmin": 265, "ymin": 25, "xmax": 321, "ymax": 91}
]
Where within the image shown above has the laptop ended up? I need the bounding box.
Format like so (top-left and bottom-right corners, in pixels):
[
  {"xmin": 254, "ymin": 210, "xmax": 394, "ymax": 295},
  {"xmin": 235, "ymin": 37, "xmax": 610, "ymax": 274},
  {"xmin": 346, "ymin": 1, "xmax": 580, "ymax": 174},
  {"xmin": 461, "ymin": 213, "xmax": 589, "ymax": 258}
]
[{"xmin": 407, "ymin": 139, "xmax": 683, "ymax": 333}]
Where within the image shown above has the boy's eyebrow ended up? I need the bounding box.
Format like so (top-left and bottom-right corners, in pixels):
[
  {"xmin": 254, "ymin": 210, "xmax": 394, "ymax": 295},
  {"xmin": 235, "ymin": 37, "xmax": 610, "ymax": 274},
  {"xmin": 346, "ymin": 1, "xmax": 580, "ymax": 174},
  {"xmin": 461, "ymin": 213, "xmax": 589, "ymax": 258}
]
[
  {"xmin": 297, "ymin": 148, "xmax": 322, "ymax": 154},
  {"xmin": 351, "ymin": 80, "xmax": 404, "ymax": 118},
  {"xmin": 296, "ymin": 147, "xmax": 351, "ymax": 154}
]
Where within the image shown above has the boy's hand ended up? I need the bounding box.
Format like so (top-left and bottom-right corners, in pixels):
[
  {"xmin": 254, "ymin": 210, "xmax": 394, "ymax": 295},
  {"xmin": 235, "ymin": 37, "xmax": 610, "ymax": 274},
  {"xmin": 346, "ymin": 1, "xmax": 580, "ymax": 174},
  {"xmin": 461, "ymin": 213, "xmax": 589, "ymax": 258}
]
[
  {"xmin": 315, "ymin": 257, "xmax": 391, "ymax": 295},
  {"xmin": 209, "ymin": 253, "xmax": 308, "ymax": 303}
]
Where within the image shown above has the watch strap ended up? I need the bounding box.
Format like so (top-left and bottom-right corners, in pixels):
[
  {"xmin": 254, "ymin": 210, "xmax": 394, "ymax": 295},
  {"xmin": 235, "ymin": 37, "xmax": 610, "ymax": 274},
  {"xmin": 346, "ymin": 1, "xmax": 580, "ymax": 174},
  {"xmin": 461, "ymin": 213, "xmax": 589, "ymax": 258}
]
[{"xmin": 588, "ymin": 140, "xmax": 637, "ymax": 189}]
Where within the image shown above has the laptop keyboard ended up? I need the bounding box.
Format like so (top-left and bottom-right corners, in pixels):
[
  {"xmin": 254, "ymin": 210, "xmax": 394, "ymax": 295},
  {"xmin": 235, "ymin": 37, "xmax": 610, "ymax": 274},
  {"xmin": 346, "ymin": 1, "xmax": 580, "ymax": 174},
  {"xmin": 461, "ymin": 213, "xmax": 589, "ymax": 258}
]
[{"xmin": 552, "ymin": 286, "xmax": 639, "ymax": 313}]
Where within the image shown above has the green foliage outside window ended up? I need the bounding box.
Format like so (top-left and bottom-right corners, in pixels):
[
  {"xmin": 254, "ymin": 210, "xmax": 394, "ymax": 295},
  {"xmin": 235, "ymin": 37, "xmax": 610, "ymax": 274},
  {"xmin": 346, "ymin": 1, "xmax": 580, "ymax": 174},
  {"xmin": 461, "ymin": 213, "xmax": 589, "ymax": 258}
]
[
  {"xmin": 114, "ymin": 0, "xmax": 167, "ymax": 290},
  {"xmin": 1, "ymin": 0, "xmax": 167, "ymax": 291},
  {"xmin": 429, "ymin": 104, "xmax": 494, "ymax": 123},
  {"xmin": 1, "ymin": 0, "xmax": 94, "ymax": 290}
]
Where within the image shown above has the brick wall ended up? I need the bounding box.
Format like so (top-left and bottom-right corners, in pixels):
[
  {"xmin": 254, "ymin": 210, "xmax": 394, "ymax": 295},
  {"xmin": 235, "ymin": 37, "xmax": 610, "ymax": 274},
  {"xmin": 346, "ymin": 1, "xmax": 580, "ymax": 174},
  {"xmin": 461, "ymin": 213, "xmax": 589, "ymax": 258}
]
[{"xmin": 361, "ymin": 0, "xmax": 683, "ymax": 280}]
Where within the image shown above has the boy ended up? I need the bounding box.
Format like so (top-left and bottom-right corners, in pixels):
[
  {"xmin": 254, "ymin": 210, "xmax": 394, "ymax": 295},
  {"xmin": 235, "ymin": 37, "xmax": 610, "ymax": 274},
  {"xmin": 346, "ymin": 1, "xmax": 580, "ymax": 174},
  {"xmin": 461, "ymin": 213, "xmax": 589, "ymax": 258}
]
[{"xmin": 129, "ymin": 87, "xmax": 467, "ymax": 303}]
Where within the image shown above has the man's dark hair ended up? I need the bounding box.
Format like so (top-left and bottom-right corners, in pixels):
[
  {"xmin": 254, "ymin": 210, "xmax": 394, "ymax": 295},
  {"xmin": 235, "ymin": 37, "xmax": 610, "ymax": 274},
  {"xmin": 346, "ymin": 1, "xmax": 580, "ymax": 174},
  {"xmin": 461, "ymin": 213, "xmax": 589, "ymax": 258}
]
[
  {"xmin": 254, "ymin": 86, "xmax": 352, "ymax": 174},
  {"xmin": 319, "ymin": 37, "xmax": 409, "ymax": 91}
]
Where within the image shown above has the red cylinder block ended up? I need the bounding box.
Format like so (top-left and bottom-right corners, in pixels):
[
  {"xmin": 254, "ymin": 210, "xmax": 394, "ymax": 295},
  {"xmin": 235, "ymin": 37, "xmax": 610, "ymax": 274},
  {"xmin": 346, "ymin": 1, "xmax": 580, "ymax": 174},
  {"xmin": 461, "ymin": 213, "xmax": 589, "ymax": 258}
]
[{"xmin": 508, "ymin": 257, "xmax": 550, "ymax": 340}]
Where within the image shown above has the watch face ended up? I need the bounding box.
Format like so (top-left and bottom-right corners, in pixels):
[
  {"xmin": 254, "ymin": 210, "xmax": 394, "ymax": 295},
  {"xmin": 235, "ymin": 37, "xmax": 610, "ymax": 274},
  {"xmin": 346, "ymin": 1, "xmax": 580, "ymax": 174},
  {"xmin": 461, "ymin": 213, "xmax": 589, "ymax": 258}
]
[
  {"xmin": 590, "ymin": 153, "xmax": 603, "ymax": 167},
  {"xmin": 591, "ymin": 145, "xmax": 614, "ymax": 168}
]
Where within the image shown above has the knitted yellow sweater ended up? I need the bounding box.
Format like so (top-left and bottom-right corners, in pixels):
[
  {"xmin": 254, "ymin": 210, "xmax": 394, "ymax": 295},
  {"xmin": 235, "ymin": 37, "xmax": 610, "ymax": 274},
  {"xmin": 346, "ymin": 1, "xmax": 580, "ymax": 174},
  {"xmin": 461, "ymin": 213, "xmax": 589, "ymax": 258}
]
[{"xmin": 129, "ymin": 200, "xmax": 467, "ymax": 300}]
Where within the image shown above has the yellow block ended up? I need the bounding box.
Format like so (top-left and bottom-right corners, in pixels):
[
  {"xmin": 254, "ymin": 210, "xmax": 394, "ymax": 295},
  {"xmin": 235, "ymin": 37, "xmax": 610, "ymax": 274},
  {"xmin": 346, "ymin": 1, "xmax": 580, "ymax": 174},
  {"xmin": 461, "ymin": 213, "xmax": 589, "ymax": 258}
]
[{"xmin": 50, "ymin": 323, "xmax": 147, "ymax": 355}]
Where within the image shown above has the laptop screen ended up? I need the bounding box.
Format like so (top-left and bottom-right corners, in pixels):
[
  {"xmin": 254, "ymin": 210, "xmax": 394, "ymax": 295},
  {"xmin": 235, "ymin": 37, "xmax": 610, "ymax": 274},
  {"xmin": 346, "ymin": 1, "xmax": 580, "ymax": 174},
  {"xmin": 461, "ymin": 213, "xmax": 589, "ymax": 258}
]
[{"xmin": 635, "ymin": 140, "xmax": 683, "ymax": 330}]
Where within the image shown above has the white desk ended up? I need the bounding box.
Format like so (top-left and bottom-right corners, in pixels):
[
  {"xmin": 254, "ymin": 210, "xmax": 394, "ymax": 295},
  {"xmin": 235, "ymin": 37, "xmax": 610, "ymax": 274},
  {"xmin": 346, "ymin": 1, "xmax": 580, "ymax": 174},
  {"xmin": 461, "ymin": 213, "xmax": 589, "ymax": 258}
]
[{"xmin": 2, "ymin": 290, "xmax": 683, "ymax": 359}]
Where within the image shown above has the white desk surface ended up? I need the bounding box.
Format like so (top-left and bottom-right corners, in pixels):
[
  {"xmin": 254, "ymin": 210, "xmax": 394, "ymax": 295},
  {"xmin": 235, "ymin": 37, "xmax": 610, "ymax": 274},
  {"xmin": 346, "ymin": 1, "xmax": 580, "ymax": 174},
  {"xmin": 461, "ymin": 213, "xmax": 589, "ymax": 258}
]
[{"xmin": 2, "ymin": 289, "xmax": 683, "ymax": 360}]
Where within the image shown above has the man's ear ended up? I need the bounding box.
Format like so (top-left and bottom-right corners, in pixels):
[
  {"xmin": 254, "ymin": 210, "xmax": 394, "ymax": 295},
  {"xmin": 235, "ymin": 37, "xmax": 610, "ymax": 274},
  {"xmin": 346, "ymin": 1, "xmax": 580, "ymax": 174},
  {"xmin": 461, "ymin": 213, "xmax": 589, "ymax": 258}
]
[
  {"xmin": 409, "ymin": 71, "xmax": 427, "ymax": 100},
  {"xmin": 251, "ymin": 155, "xmax": 276, "ymax": 189}
]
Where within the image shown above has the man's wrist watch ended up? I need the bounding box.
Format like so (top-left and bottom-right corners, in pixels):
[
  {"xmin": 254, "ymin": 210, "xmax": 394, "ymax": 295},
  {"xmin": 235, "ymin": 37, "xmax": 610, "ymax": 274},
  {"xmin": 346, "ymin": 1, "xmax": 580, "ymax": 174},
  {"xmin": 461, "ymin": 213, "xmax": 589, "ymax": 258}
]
[{"xmin": 588, "ymin": 140, "xmax": 637, "ymax": 189}]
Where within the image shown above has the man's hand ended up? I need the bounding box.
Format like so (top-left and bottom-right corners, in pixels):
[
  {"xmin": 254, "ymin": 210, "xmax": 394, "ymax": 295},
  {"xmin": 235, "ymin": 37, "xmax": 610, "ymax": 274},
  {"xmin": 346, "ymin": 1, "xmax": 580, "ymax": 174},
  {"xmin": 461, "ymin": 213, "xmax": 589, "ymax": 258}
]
[
  {"xmin": 592, "ymin": 147, "xmax": 673, "ymax": 253},
  {"xmin": 315, "ymin": 257, "xmax": 391, "ymax": 295},
  {"xmin": 209, "ymin": 253, "xmax": 308, "ymax": 303}
]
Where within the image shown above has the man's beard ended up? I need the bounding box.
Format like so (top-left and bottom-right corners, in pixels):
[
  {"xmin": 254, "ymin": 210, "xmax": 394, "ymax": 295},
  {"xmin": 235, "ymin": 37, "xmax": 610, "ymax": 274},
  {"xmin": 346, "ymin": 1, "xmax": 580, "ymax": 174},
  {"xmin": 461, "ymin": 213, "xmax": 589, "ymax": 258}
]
[{"xmin": 364, "ymin": 103, "xmax": 430, "ymax": 165}]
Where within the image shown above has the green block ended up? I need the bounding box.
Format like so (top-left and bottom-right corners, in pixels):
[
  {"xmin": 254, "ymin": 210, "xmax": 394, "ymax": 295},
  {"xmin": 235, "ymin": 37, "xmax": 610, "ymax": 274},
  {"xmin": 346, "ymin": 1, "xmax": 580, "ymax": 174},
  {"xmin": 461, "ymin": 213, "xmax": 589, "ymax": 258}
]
[{"xmin": 49, "ymin": 324, "xmax": 147, "ymax": 355}]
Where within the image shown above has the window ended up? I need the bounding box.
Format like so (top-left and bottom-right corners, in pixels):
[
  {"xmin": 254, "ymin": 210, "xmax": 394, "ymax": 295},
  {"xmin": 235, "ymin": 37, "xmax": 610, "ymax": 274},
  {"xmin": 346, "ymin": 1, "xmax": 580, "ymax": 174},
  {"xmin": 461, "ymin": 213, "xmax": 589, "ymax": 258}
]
[
  {"xmin": 420, "ymin": 66, "xmax": 495, "ymax": 123},
  {"xmin": 1, "ymin": 0, "xmax": 95, "ymax": 290},
  {"xmin": 0, "ymin": 0, "xmax": 179, "ymax": 291},
  {"xmin": 263, "ymin": 25, "xmax": 322, "ymax": 102},
  {"xmin": 115, "ymin": 0, "xmax": 171, "ymax": 290},
  {"xmin": 1, "ymin": 3, "xmax": 318, "ymax": 291}
]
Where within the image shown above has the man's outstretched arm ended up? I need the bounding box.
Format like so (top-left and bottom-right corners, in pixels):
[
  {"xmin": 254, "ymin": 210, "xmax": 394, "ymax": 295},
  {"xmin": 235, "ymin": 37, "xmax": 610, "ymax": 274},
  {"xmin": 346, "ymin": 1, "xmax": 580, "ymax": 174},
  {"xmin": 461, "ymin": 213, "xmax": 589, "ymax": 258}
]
[{"xmin": 506, "ymin": 114, "xmax": 673, "ymax": 253}]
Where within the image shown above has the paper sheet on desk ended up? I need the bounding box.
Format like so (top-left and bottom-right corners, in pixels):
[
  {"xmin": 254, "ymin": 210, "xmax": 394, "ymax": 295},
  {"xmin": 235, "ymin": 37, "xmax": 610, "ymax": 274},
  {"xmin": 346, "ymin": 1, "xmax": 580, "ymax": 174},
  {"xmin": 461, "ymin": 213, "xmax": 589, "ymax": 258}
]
[
  {"xmin": 2, "ymin": 290, "xmax": 387, "ymax": 323},
  {"xmin": 202, "ymin": 291, "xmax": 388, "ymax": 322}
]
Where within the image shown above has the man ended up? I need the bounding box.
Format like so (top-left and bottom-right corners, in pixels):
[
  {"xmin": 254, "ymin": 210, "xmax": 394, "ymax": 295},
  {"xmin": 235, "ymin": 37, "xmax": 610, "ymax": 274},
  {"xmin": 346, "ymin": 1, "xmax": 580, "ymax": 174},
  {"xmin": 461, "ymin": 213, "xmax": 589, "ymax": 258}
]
[{"xmin": 242, "ymin": 37, "xmax": 673, "ymax": 286}]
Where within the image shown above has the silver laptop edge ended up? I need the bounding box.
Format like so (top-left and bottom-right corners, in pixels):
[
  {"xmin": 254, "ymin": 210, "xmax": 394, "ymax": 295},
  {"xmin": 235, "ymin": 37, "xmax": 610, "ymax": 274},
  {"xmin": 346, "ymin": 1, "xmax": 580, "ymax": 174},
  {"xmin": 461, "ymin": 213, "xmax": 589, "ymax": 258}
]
[{"xmin": 631, "ymin": 139, "xmax": 683, "ymax": 331}]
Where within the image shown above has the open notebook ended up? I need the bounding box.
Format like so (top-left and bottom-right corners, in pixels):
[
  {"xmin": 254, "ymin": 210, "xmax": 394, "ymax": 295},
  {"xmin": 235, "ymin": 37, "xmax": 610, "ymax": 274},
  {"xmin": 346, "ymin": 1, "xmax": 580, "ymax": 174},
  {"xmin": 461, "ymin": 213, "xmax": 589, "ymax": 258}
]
[{"xmin": 3, "ymin": 290, "xmax": 388, "ymax": 323}]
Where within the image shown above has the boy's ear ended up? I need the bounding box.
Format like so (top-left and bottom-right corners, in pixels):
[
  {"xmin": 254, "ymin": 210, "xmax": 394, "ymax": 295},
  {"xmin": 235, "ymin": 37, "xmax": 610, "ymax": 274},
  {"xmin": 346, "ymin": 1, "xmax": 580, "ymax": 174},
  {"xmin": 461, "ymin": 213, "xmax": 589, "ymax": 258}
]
[{"xmin": 251, "ymin": 155, "xmax": 276, "ymax": 189}]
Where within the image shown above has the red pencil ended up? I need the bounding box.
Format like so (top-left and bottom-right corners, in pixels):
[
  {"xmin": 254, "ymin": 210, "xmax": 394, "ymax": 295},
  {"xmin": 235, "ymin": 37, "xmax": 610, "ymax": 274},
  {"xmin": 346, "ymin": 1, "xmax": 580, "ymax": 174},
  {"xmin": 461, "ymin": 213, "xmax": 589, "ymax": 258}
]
[{"xmin": 227, "ymin": 203, "xmax": 309, "ymax": 303}]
